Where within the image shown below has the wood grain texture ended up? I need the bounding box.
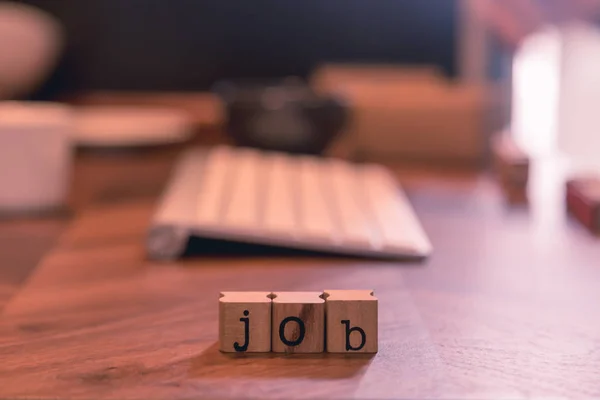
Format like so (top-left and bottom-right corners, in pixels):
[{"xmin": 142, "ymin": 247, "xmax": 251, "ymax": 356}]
[
  {"xmin": 324, "ymin": 290, "xmax": 378, "ymax": 353},
  {"xmin": 1, "ymin": 134, "xmax": 600, "ymax": 398},
  {"xmin": 219, "ymin": 292, "xmax": 272, "ymax": 353},
  {"xmin": 0, "ymin": 205, "xmax": 452, "ymax": 398},
  {"xmin": 0, "ymin": 218, "xmax": 66, "ymax": 311},
  {"xmin": 271, "ymin": 292, "xmax": 325, "ymax": 354}
]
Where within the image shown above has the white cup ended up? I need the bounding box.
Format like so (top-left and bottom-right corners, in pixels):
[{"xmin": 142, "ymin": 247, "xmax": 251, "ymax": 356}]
[{"xmin": 0, "ymin": 101, "xmax": 73, "ymax": 213}]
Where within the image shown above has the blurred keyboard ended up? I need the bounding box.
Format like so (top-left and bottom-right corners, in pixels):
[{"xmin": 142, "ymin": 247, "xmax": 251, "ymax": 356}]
[{"xmin": 147, "ymin": 146, "xmax": 432, "ymax": 260}]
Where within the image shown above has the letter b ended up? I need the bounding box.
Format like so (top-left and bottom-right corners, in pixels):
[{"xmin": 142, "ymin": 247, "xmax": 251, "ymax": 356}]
[{"xmin": 341, "ymin": 320, "xmax": 366, "ymax": 351}]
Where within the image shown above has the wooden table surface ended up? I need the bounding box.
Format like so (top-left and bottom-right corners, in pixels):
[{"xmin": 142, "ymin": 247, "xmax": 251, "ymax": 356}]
[{"xmin": 1, "ymin": 135, "xmax": 599, "ymax": 399}]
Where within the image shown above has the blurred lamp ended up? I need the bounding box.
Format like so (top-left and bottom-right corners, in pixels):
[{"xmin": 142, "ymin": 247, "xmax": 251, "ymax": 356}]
[{"xmin": 0, "ymin": 2, "xmax": 63, "ymax": 99}]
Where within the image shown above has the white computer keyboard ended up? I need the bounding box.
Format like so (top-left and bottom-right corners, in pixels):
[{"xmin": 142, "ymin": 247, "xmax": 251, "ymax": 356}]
[{"xmin": 146, "ymin": 146, "xmax": 432, "ymax": 260}]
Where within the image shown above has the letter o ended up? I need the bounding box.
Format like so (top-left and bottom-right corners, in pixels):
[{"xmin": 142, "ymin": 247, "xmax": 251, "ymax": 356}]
[{"xmin": 278, "ymin": 316, "xmax": 306, "ymax": 346}]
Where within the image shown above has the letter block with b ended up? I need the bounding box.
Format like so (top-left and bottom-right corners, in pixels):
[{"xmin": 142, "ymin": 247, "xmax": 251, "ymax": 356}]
[
  {"xmin": 271, "ymin": 292, "xmax": 325, "ymax": 353},
  {"xmin": 323, "ymin": 290, "xmax": 378, "ymax": 353},
  {"xmin": 219, "ymin": 292, "xmax": 272, "ymax": 353}
]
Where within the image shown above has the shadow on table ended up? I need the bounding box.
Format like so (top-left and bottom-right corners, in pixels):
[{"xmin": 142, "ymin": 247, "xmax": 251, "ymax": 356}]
[{"xmin": 189, "ymin": 342, "xmax": 375, "ymax": 380}]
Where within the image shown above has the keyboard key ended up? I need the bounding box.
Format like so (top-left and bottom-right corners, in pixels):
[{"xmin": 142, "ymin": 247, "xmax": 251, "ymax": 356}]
[
  {"xmin": 298, "ymin": 157, "xmax": 338, "ymax": 241},
  {"xmin": 197, "ymin": 147, "xmax": 232, "ymax": 225},
  {"xmin": 263, "ymin": 154, "xmax": 298, "ymax": 235},
  {"xmin": 361, "ymin": 165, "xmax": 423, "ymax": 252},
  {"xmin": 328, "ymin": 160, "xmax": 378, "ymax": 248},
  {"xmin": 222, "ymin": 149, "xmax": 261, "ymax": 229}
]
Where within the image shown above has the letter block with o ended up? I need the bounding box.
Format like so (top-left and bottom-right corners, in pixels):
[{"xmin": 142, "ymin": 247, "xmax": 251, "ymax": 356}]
[
  {"xmin": 271, "ymin": 292, "xmax": 325, "ymax": 353},
  {"xmin": 323, "ymin": 290, "xmax": 378, "ymax": 353},
  {"xmin": 219, "ymin": 292, "xmax": 272, "ymax": 353}
]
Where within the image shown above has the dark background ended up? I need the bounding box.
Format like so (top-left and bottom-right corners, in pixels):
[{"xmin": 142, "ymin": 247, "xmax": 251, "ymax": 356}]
[{"xmin": 18, "ymin": 0, "xmax": 459, "ymax": 97}]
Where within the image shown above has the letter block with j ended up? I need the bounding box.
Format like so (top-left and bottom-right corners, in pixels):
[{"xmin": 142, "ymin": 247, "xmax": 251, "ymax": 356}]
[
  {"xmin": 271, "ymin": 292, "xmax": 325, "ymax": 353},
  {"xmin": 219, "ymin": 292, "xmax": 272, "ymax": 353},
  {"xmin": 323, "ymin": 290, "xmax": 378, "ymax": 353}
]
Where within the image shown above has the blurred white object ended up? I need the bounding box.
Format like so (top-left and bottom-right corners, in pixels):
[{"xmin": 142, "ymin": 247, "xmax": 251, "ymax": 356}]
[
  {"xmin": 512, "ymin": 22, "xmax": 600, "ymax": 168},
  {"xmin": 73, "ymin": 106, "xmax": 194, "ymax": 148},
  {"xmin": 557, "ymin": 22, "xmax": 600, "ymax": 165},
  {"xmin": 511, "ymin": 26, "xmax": 561, "ymax": 157},
  {"xmin": 0, "ymin": 2, "xmax": 63, "ymax": 99},
  {"xmin": 0, "ymin": 101, "xmax": 73, "ymax": 213}
]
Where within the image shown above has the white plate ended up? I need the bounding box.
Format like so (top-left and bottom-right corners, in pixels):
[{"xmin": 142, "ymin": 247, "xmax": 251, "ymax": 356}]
[{"xmin": 73, "ymin": 106, "xmax": 194, "ymax": 148}]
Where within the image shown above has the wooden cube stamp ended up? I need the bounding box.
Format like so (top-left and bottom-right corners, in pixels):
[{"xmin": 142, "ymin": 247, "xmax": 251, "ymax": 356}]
[
  {"xmin": 566, "ymin": 177, "xmax": 600, "ymax": 235},
  {"xmin": 491, "ymin": 133, "xmax": 529, "ymax": 204},
  {"xmin": 324, "ymin": 290, "xmax": 378, "ymax": 353},
  {"xmin": 491, "ymin": 133, "xmax": 530, "ymax": 183},
  {"xmin": 219, "ymin": 292, "xmax": 272, "ymax": 353},
  {"xmin": 271, "ymin": 292, "xmax": 325, "ymax": 353}
]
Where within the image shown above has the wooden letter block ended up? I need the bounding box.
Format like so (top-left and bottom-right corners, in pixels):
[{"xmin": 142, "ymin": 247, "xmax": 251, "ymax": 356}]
[
  {"xmin": 271, "ymin": 292, "xmax": 325, "ymax": 353},
  {"xmin": 324, "ymin": 290, "xmax": 378, "ymax": 353},
  {"xmin": 219, "ymin": 292, "xmax": 272, "ymax": 353}
]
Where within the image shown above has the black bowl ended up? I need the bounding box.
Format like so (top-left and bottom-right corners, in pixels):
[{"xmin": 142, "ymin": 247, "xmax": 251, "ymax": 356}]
[{"xmin": 213, "ymin": 78, "xmax": 349, "ymax": 155}]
